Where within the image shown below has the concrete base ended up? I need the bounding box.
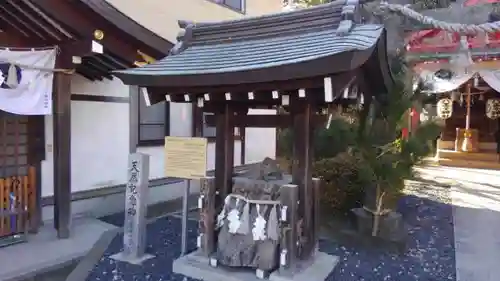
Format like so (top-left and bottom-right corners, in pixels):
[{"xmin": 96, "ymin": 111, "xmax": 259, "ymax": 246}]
[
  {"xmin": 269, "ymin": 252, "xmax": 339, "ymax": 281},
  {"xmin": 0, "ymin": 217, "xmax": 116, "ymax": 281},
  {"xmin": 173, "ymin": 250, "xmax": 339, "ymax": 281},
  {"xmin": 110, "ymin": 252, "xmax": 155, "ymax": 265}
]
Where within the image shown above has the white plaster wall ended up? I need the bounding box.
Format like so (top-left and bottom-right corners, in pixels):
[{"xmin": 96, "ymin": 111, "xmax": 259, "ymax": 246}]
[
  {"xmin": 245, "ymin": 109, "xmax": 277, "ymax": 164},
  {"xmin": 105, "ymin": 0, "xmax": 283, "ymax": 43},
  {"xmin": 41, "ymin": 75, "xmax": 130, "ymax": 197},
  {"xmin": 41, "ymin": 76, "xmax": 276, "ymax": 220}
]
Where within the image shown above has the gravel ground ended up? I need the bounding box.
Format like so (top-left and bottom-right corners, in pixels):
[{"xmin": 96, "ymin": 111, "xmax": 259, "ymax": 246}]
[
  {"xmin": 324, "ymin": 180, "xmax": 456, "ymax": 281},
  {"xmin": 91, "ymin": 181, "xmax": 456, "ymax": 281}
]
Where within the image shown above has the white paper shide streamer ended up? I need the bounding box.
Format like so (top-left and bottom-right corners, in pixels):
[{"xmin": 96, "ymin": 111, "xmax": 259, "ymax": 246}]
[
  {"xmin": 216, "ymin": 196, "xmax": 231, "ymax": 229},
  {"xmin": 218, "ymin": 194, "xmax": 280, "ymax": 241},
  {"xmin": 252, "ymin": 205, "xmax": 267, "ymax": 241},
  {"xmin": 227, "ymin": 198, "xmax": 241, "ymax": 234}
]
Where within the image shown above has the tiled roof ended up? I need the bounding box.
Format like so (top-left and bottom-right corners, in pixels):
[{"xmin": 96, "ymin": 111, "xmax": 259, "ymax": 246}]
[
  {"xmin": 113, "ymin": 0, "xmax": 391, "ymax": 92},
  {"xmin": 119, "ymin": 24, "xmax": 383, "ymax": 76}
]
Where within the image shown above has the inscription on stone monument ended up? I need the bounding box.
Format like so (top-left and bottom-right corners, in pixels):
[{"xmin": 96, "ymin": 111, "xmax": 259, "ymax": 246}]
[{"xmin": 110, "ymin": 153, "xmax": 154, "ymax": 264}]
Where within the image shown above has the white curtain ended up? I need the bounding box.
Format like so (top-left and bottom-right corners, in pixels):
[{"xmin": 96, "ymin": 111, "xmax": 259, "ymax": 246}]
[
  {"xmin": 416, "ymin": 69, "xmax": 500, "ymax": 95},
  {"xmin": 479, "ymin": 70, "xmax": 500, "ymax": 93},
  {"xmin": 418, "ymin": 70, "xmax": 474, "ymax": 94},
  {"xmin": 0, "ymin": 49, "xmax": 56, "ymax": 115}
]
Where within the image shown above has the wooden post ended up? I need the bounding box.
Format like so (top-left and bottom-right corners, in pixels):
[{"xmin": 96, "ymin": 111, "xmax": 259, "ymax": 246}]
[
  {"xmin": 129, "ymin": 86, "xmax": 139, "ymax": 153},
  {"xmin": 214, "ymin": 103, "xmax": 235, "ymax": 205},
  {"xmin": 279, "ymin": 183, "xmax": 299, "ymax": 271},
  {"xmin": 237, "ymin": 109, "xmax": 247, "ymax": 165},
  {"xmin": 199, "ymin": 176, "xmax": 216, "ymax": 256},
  {"xmin": 465, "ymin": 83, "xmax": 471, "ymax": 131},
  {"xmin": 291, "ymin": 100, "xmax": 315, "ymax": 259},
  {"xmin": 52, "ymin": 50, "xmax": 72, "ymax": 239},
  {"xmin": 462, "ymin": 82, "xmax": 473, "ymax": 152},
  {"xmin": 27, "ymin": 115, "xmax": 45, "ymax": 233},
  {"xmin": 312, "ymin": 178, "xmax": 321, "ymax": 254}
]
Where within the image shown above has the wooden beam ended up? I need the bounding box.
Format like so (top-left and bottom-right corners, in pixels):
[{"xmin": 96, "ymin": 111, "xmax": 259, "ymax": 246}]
[
  {"xmin": 77, "ymin": 0, "xmax": 172, "ymax": 57},
  {"xmin": 149, "ymin": 71, "xmax": 357, "ymax": 98},
  {"xmin": 33, "ymin": 0, "xmax": 144, "ymax": 64},
  {"xmin": 0, "ymin": 2, "xmax": 43, "ymax": 39},
  {"xmin": 0, "ymin": 22, "xmax": 55, "ymax": 48},
  {"xmin": 4, "ymin": 0, "xmax": 61, "ymax": 41},
  {"xmin": 205, "ymin": 114, "xmax": 328, "ymax": 128}
]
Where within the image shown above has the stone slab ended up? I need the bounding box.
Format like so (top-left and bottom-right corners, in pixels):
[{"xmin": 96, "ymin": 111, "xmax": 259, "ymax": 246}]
[
  {"xmin": 0, "ymin": 217, "xmax": 116, "ymax": 281},
  {"xmin": 110, "ymin": 252, "xmax": 155, "ymax": 265},
  {"xmin": 173, "ymin": 250, "xmax": 339, "ymax": 281},
  {"xmin": 269, "ymin": 252, "xmax": 339, "ymax": 281}
]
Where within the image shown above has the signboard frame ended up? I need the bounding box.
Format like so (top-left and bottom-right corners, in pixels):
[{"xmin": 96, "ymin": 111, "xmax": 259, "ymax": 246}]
[
  {"xmin": 164, "ymin": 136, "xmax": 208, "ymax": 256},
  {"xmin": 164, "ymin": 136, "xmax": 208, "ymax": 179}
]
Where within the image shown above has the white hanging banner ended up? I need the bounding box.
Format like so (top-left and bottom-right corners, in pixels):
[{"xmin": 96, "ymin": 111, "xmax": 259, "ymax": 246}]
[{"xmin": 0, "ymin": 49, "xmax": 56, "ymax": 115}]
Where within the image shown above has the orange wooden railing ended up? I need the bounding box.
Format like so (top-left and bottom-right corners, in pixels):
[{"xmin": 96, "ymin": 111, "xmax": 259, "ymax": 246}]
[{"xmin": 0, "ymin": 167, "xmax": 36, "ymax": 237}]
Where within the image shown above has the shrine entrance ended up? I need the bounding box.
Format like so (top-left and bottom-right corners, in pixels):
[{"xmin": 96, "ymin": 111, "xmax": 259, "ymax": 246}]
[
  {"xmin": 0, "ymin": 111, "xmax": 37, "ymax": 245},
  {"xmin": 431, "ymin": 77, "xmax": 500, "ymax": 169}
]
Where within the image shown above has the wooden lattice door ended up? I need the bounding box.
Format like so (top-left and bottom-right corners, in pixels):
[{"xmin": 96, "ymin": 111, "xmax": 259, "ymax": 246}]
[{"xmin": 0, "ymin": 112, "xmax": 36, "ymax": 238}]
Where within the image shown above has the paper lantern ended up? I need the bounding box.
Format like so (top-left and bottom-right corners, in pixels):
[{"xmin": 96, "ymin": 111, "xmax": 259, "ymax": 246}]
[
  {"xmin": 437, "ymin": 98, "xmax": 453, "ymax": 119},
  {"xmin": 486, "ymin": 98, "xmax": 500, "ymax": 119}
]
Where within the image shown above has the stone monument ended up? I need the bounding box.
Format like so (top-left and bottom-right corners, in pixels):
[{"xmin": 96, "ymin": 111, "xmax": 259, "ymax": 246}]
[{"xmin": 110, "ymin": 153, "xmax": 154, "ymax": 264}]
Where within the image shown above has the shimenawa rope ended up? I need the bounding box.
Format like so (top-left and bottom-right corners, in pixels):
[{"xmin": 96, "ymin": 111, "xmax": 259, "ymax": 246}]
[{"xmin": 378, "ymin": 2, "xmax": 500, "ymax": 34}]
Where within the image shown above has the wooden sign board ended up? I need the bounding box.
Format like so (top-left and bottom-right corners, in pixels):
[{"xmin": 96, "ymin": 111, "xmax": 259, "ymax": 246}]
[{"xmin": 164, "ymin": 136, "xmax": 208, "ymax": 179}]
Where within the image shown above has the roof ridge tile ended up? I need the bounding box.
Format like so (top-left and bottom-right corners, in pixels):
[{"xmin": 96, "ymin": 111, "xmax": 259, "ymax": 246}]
[{"xmin": 169, "ymin": 0, "xmax": 351, "ymax": 55}]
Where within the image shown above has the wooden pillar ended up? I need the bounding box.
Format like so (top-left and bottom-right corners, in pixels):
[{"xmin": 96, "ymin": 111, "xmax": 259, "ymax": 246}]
[
  {"xmin": 240, "ymin": 127, "xmax": 246, "ymax": 165},
  {"xmin": 465, "ymin": 83, "xmax": 472, "ymax": 130},
  {"xmin": 52, "ymin": 50, "xmax": 72, "ymax": 239},
  {"xmin": 214, "ymin": 103, "xmax": 234, "ymax": 203},
  {"xmin": 192, "ymin": 104, "xmax": 203, "ymax": 138},
  {"xmin": 199, "ymin": 176, "xmax": 216, "ymax": 256},
  {"xmin": 236, "ymin": 109, "xmax": 247, "ymax": 165},
  {"xmin": 279, "ymin": 183, "xmax": 299, "ymax": 270},
  {"xmin": 27, "ymin": 116, "xmax": 46, "ymax": 233},
  {"xmin": 291, "ymin": 100, "xmax": 315, "ymax": 259},
  {"xmin": 312, "ymin": 178, "xmax": 321, "ymax": 253},
  {"xmin": 462, "ymin": 82, "xmax": 473, "ymax": 152},
  {"xmin": 129, "ymin": 86, "xmax": 139, "ymax": 153}
]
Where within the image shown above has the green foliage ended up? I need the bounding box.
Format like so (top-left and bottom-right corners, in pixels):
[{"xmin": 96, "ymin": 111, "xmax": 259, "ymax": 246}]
[
  {"xmin": 313, "ymin": 151, "xmax": 375, "ymax": 212},
  {"xmin": 353, "ymin": 56, "xmax": 442, "ymax": 204},
  {"xmin": 276, "ymin": 54, "xmax": 442, "ymax": 212},
  {"xmin": 277, "ymin": 117, "xmax": 357, "ymax": 161}
]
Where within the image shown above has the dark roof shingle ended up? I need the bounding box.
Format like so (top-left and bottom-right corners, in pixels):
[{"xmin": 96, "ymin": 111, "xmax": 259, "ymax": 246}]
[
  {"xmin": 121, "ymin": 25, "xmax": 383, "ymax": 76},
  {"xmin": 114, "ymin": 0, "xmax": 391, "ymax": 92}
]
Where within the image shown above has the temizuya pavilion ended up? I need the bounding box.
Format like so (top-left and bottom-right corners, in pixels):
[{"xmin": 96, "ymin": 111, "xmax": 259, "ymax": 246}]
[{"xmin": 114, "ymin": 0, "xmax": 394, "ymax": 280}]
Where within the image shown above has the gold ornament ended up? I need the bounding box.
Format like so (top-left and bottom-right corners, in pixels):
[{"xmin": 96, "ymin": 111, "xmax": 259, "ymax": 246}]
[
  {"xmin": 93, "ymin": 30, "xmax": 104, "ymax": 40},
  {"xmin": 437, "ymin": 98, "xmax": 453, "ymax": 119}
]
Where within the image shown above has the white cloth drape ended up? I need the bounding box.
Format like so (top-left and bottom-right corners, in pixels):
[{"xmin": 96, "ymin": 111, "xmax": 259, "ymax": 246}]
[
  {"xmin": 479, "ymin": 70, "xmax": 500, "ymax": 93},
  {"xmin": 0, "ymin": 49, "xmax": 56, "ymax": 115},
  {"xmin": 418, "ymin": 70, "xmax": 474, "ymax": 94},
  {"xmin": 417, "ymin": 68, "xmax": 500, "ymax": 94}
]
